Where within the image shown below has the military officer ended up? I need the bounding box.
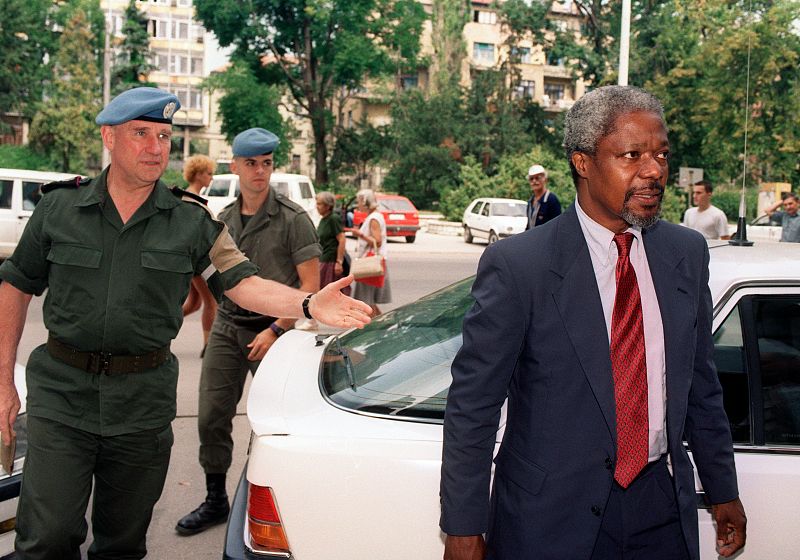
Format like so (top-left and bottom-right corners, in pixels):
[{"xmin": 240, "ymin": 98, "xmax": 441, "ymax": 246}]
[
  {"xmin": 0, "ymin": 87, "xmax": 371, "ymax": 560},
  {"xmin": 176, "ymin": 127, "xmax": 322, "ymax": 535}
]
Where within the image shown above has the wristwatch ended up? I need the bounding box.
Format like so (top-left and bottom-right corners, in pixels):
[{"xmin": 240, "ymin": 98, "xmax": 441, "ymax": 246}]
[
  {"xmin": 269, "ymin": 322, "xmax": 286, "ymax": 337},
  {"xmin": 302, "ymin": 293, "xmax": 314, "ymax": 319}
]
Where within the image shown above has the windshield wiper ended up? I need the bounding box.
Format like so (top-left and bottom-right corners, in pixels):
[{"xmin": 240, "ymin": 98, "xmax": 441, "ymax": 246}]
[{"xmin": 333, "ymin": 337, "xmax": 357, "ymax": 390}]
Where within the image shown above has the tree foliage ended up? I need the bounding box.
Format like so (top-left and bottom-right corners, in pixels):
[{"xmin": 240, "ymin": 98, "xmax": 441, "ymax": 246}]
[
  {"xmin": 28, "ymin": 8, "xmax": 102, "ymax": 173},
  {"xmin": 194, "ymin": 0, "xmax": 426, "ymax": 187},
  {"xmin": 204, "ymin": 61, "xmax": 291, "ymax": 168},
  {"xmin": 430, "ymin": 0, "xmax": 470, "ymax": 93},
  {"xmin": 0, "ymin": 0, "xmax": 54, "ymax": 122},
  {"xmin": 111, "ymin": 0, "xmax": 156, "ymax": 94}
]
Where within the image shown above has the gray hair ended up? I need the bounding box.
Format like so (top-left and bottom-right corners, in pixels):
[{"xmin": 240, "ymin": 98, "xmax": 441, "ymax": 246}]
[
  {"xmin": 356, "ymin": 188, "xmax": 379, "ymax": 211},
  {"xmin": 564, "ymin": 85, "xmax": 665, "ymax": 183},
  {"xmin": 316, "ymin": 191, "xmax": 335, "ymax": 208}
]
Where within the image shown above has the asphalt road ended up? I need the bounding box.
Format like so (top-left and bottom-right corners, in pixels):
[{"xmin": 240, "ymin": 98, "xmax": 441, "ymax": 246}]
[{"xmin": 14, "ymin": 229, "xmax": 486, "ymax": 559}]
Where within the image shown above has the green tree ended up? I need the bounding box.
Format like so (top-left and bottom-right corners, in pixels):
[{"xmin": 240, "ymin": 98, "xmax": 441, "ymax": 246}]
[
  {"xmin": 330, "ymin": 122, "xmax": 390, "ymax": 184},
  {"xmin": 28, "ymin": 8, "xmax": 102, "ymax": 173},
  {"xmin": 111, "ymin": 0, "xmax": 156, "ymax": 94},
  {"xmin": 204, "ymin": 61, "xmax": 291, "ymax": 168},
  {"xmin": 194, "ymin": 0, "xmax": 426, "ymax": 187},
  {"xmin": 0, "ymin": 0, "xmax": 54, "ymax": 127},
  {"xmin": 430, "ymin": 0, "xmax": 470, "ymax": 93}
]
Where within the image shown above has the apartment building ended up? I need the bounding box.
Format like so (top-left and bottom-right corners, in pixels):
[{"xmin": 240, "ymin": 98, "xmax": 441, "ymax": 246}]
[
  {"xmin": 101, "ymin": 0, "xmax": 229, "ymax": 164},
  {"xmin": 314, "ymin": 0, "xmax": 586, "ymax": 187}
]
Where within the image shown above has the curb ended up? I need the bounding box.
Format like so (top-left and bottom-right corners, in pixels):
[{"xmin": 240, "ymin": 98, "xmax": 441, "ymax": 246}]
[{"xmin": 423, "ymin": 220, "xmax": 463, "ymax": 236}]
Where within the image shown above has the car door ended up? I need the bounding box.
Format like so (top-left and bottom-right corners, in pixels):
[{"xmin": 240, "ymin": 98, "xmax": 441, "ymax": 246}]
[
  {"xmin": 696, "ymin": 286, "xmax": 800, "ymax": 559},
  {"xmin": 16, "ymin": 180, "xmax": 47, "ymax": 242},
  {"xmin": 0, "ymin": 179, "xmax": 16, "ymax": 258}
]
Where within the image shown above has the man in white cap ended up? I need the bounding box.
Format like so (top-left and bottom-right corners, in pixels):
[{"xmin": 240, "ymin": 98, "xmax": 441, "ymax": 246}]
[
  {"xmin": 525, "ymin": 164, "xmax": 561, "ymax": 230},
  {"xmin": 0, "ymin": 88, "xmax": 370, "ymax": 559},
  {"xmin": 177, "ymin": 127, "xmax": 321, "ymax": 535}
]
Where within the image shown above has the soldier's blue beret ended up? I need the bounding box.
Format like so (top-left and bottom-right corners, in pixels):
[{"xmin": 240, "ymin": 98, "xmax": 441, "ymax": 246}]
[
  {"xmin": 95, "ymin": 87, "xmax": 181, "ymax": 125},
  {"xmin": 232, "ymin": 128, "xmax": 280, "ymax": 157}
]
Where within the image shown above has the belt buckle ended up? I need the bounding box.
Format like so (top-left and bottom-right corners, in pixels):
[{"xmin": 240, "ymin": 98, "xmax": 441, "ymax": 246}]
[{"xmin": 90, "ymin": 352, "xmax": 113, "ymax": 375}]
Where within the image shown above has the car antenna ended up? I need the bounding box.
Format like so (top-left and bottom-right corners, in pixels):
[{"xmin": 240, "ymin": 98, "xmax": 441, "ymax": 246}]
[{"xmin": 729, "ymin": 0, "xmax": 754, "ymax": 247}]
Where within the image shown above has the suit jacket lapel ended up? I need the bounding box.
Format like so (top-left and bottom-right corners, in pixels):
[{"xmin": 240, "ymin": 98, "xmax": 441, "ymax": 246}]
[
  {"xmin": 642, "ymin": 223, "xmax": 694, "ymax": 431},
  {"xmin": 551, "ymin": 208, "xmax": 617, "ymax": 440}
]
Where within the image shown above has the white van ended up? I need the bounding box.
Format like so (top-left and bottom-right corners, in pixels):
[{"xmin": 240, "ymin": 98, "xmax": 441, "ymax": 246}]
[
  {"xmin": 202, "ymin": 172, "xmax": 319, "ymax": 224},
  {"xmin": 0, "ymin": 168, "xmax": 81, "ymax": 259}
]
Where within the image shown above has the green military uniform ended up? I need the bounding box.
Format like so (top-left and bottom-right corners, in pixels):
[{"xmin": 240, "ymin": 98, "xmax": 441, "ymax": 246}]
[
  {"xmin": 198, "ymin": 186, "xmax": 320, "ymax": 474},
  {"xmin": 0, "ymin": 168, "xmax": 257, "ymax": 559}
]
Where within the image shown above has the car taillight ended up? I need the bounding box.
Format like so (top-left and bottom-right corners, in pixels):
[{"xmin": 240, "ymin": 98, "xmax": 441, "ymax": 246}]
[{"xmin": 248, "ymin": 484, "xmax": 291, "ymax": 554}]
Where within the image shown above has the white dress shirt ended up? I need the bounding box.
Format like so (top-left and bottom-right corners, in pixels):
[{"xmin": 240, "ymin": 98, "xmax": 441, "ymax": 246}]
[{"xmin": 575, "ymin": 200, "xmax": 668, "ymax": 462}]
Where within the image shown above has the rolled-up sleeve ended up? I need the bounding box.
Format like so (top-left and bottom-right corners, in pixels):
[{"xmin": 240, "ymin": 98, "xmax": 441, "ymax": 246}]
[
  {"xmin": 196, "ymin": 219, "xmax": 258, "ymax": 299},
  {"xmin": 0, "ymin": 200, "xmax": 50, "ymax": 295},
  {"xmin": 288, "ymin": 212, "xmax": 322, "ymax": 266}
]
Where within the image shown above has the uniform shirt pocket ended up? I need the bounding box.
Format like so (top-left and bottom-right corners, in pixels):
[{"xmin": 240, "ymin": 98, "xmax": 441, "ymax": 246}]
[
  {"xmin": 140, "ymin": 249, "xmax": 193, "ymax": 274},
  {"xmin": 46, "ymin": 243, "xmax": 102, "ymax": 268}
]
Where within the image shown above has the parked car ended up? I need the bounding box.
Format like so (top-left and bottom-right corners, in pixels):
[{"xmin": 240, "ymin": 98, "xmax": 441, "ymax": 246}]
[
  {"xmin": 348, "ymin": 193, "xmax": 420, "ymax": 243},
  {"xmin": 223, "ymin": 240, "xmax": 800, "ymax": 560},
  {"xmin": 744, "ymin": 213, "xmax": 784, "ymax": 241},
  {"xmin": 462, "ymin": 197, "xmax": 527, "ymax": 244},
  {"xmin": 0, "ymin": 363, "xmax": 29, "ymax": 558},
  {"xmin": 0, "ymin": 169, "xmax": 81, "ymax": 260},
  {"xmin": 201, "ymin": 172, "xmax": 319, "ymax": 224}
]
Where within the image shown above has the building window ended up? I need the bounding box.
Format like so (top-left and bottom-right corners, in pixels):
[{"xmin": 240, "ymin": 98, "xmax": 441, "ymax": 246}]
[
  {"xmin": 473, "ymin": 10, "xmax": 497, "ymax": 25},
  {"xmin": 514, "ymin": 80, "xmax": 535, "ymax": 99},
  {"xmin": 472, "ymin": 42, "xmax": 495, "ymax": 64},
  {"xmin": 546, "ymin": 51, "xmax": 564, "ymax": 67},
  {"xmin": 154, "ymin": 52, "xmax": 169, "ymax": 73},
  {"xmin": 291, "ymin": 154, "xmax": 301, "ymax": 172},
  {"xmin": 511, "ymin": 47, "xmax": 531, "ymax": 64},
  {"xmin": 400, "ymin": 74, "xmax": 418, "ymax": 89},
  {"xmin": 172, "ymin": 21, "xmax": 189, "ymax": 39},
  {"xmin": 544, "ymin": 82, "xmax": 565, "ymax": 101},
  {"xmin": 191, "ymin": 57, "xmax": 203, "ymax": 75},
  {"xmin": 177, "ymin": 0, "xmax": 192, "ymax": 7}
]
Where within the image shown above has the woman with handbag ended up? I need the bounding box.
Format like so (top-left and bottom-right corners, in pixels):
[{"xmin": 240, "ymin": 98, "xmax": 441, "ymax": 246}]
[{"xmin": 345, "ymin": 189, "xmax": 392, "ymax": 315}]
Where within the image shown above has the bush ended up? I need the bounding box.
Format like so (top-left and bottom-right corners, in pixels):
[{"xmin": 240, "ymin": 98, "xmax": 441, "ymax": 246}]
[
  {"xmin": 712, "ymin": 188, "xmax": 759, "ymax": 222},
  {"xmin": 0, "ymin": 145, "xmax": 51, "ymax": 171}
]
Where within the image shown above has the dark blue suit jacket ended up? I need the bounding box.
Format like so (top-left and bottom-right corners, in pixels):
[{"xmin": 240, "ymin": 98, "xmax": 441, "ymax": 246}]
[{"xmin": 440, "ymin": 207, "xmax": 738, "ymax": 560}]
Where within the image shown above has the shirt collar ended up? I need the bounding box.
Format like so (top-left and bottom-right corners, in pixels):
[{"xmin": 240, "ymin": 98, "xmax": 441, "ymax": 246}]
[
  {"xmin": 74, "ymin": 166, "xmax": 179, "ymax": 210},
  {"xmin": 575, "ymin": 197, "xmax": 642, "ymax": 265}
]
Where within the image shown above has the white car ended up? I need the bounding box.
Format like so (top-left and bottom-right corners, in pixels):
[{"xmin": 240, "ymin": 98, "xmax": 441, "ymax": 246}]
[
  {"xmin": 223, "ymin": 240, "xmax": 800, "ymax": 560},
  {"xmin": 0, "ymin": 169, "xmax": 81, "ymax": 260},
  {"xmin": 201, "ymin": 172, "xmax": 319, "ymax": 224},
  {"xmin": 462, "ymin": 197, "xmax": 527, "ymax": 244},
  {"xmin": 0, "ymin": 364, "xmax": 29, "ymax": 557}
]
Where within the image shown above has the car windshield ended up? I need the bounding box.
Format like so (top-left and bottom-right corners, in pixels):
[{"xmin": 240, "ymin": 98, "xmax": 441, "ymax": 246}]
[
  {"xmin": 380, "ymin": 198, "xmax": 415, "ymax": 212},
  {"xmin": 492, "ymin": 202, "xmax": 526, "ymax": 217},
  {"xmin": 320, "ymin": 277, "xmax": 474, "ymax": 422},
  {"xmin": 207, "ymin": 179, "xmax": 232, "ymax": 197}
]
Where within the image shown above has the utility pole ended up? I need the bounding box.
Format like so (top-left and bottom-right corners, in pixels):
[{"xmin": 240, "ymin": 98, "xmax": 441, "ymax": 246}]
[
  {"xmin": 618, "ymin": 0, "xmax": 631, "ymax": 86},
  {"xmin": 102, "ymin": 2, "xmax": 112, "ymax": 168}
]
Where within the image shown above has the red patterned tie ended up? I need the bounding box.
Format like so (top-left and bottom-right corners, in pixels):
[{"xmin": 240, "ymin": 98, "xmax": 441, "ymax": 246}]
[{"xmin": 611, "ymin": 232, "xmax": 649, "ymax": 488}]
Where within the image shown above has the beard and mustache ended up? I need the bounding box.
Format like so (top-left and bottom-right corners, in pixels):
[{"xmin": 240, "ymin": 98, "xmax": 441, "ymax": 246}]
[{"xmin": 621, "ymin": 182, "xmax": 665, "ymax": 229}]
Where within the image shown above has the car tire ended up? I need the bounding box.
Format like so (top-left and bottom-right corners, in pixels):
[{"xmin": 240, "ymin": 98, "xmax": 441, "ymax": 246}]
[
  {"xmin": 488, "ymin": 231, "xmax": 499, "ymax": 244},
  {"xmin": 405, "ymin": 235, "xmax": 416, "ymax": 243},
  {"xmin": 463, "ymin": 226, "xmax": 474, "ymax": 244}
]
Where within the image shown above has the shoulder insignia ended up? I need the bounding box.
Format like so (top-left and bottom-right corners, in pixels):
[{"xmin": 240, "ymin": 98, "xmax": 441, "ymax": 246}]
[
  {"xmin": 41, "ymin": 176, "xmax": 90, "ymax": 194},
  {"xmin": 171, "ymin": 186, "xmax": 208, "ymax": 205}
]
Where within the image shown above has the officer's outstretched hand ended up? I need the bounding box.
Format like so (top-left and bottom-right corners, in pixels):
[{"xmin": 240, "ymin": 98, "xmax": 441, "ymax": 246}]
[
  {"xmin": 308, "ymin": 275, "xmax": 372, "ymax": 328},
  {"xmin": 0, "ymin": 380, "xmax": 20, "ymax": 446}
]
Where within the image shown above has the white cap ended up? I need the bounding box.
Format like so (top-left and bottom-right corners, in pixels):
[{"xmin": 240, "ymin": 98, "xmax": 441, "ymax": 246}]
[{"xmin": 527, "ymin": 164, "xmax": 546, "ymax": 177}]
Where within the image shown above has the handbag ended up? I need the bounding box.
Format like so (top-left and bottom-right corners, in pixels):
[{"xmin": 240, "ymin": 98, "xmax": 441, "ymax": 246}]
[{"xmin": 351, "ymin": 241, "xmax": 385, "ymax": 287}]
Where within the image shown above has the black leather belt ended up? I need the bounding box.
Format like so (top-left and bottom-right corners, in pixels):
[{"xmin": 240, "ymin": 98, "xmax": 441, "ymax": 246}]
[{"xmin": 46, "ymin": 336, "xmax": 171, "ymax": 375}]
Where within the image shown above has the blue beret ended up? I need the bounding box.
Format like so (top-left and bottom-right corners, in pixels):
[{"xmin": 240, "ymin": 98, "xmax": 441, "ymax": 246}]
[
  {"xmin": 232, "ymin": 128, "xmax": 280, "ymax": 157},
  {"xmin": 96, "ymin": 87, "xmax": 180, "ymax": 126}
]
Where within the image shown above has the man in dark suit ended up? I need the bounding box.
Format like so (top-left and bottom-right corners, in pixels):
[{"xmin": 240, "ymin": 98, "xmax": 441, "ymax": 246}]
[{"xmin": 440, "ymin": 85, "xmax": 746, "ymax": 560}]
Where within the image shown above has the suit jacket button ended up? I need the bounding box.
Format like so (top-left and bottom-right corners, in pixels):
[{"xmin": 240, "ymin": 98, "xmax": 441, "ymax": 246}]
[
  {"xmin": 605, "ymin": 457, "xmax": 613, "ymax": 470},
  {"xmin": 591, "ymin": 505, "xmax": 602, "ymax": 516}
]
